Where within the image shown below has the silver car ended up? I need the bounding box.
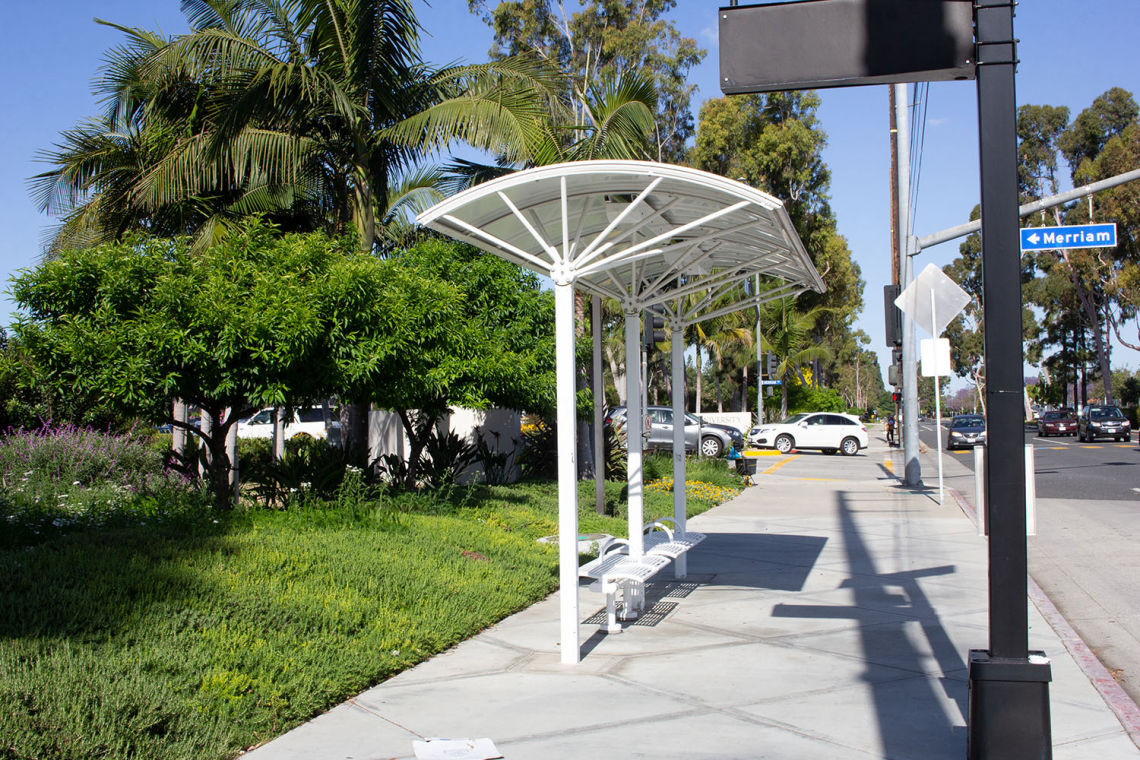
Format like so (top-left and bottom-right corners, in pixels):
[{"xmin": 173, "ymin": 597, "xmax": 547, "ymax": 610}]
[{"xmin": 607, "ymin": 406, "xmax": 745, "ymax": 458}]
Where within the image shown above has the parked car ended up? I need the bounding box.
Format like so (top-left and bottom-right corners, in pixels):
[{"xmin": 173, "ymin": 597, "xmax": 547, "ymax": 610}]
[
  {"xmin": 237, "ymin": 407, "xmax": 338, "ymax": 441},
  {"xmin": 748, "ymin": 412, "xmax": 868, "ymax": 455},
  {"xmin": 605, "ymin": 405, "xmax": 745, "ymax": 458},
  {"xmin": 1078, "ymin": 404, "xmax": 1131, "ymax": 442},
  {"xmin": 947, "ymin": 414, "xmax": 986, "ymax": 450},
  {"xmin": 1036, "ymin": 408, "xmax": 1077, "ymax": 437}
]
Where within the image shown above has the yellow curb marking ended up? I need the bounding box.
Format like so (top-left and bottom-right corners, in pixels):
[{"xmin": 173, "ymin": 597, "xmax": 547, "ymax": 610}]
[
  {"xmin": 762, "ymin": 454, "xmax": 801, "ymax": 474},
  {"xmin": 744, "ymin": 450, "xmax": 782, "ymax": 457},
  {"xmin": 883, "ymin": 458, "xmax": 894, "ymax": 472}
]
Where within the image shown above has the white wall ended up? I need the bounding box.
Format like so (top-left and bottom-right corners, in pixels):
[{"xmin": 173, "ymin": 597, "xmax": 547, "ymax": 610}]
[
  {"xmin": 697, "ymin": 411, "xmax": 752, "ymax": 435},
  {"xmin": 367, "ymin": 408, "xmax": 523, "ymax": 484}
]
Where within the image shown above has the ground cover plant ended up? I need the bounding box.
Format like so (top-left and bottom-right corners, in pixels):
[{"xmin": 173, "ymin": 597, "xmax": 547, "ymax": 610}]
[{"xmin": 0, "ymin": 431, "xmax": 743, "ymax": 760}]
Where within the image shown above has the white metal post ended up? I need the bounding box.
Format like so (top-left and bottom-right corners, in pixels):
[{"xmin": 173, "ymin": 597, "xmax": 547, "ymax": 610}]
[
  {"xmin": 975, "ymin": 444, "xmax": 986, "ymax": 536},
  {"xmin": 932, "ymin": 290, "xmax": 943, "ymax": 505},
  {"xmin": 625, "ymin": 310, "xmax": 645, "ymax": 559},
  {"xmin": 555, "ymin": 281, "xmax": 580, "ymax": 664},
  {"xmin": 1025, "ymin": 443, "xmax": 1037, "ymax": 536},
  {"xmin": 593, "ymin": 295, "xmax": 606, "ymax": 515},
  {"xmin": 671, "ymin": 323, "xmax": 687, "ymax": 578}
]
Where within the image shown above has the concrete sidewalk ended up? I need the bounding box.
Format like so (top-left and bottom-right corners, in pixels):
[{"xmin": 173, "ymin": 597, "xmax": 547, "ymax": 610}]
[{"xmin": 246, "ymin": 437, "xmax": 1140, "ymax": 759}]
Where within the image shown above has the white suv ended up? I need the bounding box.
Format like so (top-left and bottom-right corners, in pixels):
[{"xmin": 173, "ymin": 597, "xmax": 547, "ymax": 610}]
[
  {"xmin": 237, "ymin": 407, "xmax": 336, "ymax": 441},
  {"xmin": 748, "ymin": 412, "xmax": 868, "ymax": 455}
]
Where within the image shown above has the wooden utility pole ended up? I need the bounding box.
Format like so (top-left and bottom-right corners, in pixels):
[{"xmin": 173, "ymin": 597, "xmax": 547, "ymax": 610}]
[{"xmin": 889, "ymin": 86, "xmax": 900, "ymax": 287}]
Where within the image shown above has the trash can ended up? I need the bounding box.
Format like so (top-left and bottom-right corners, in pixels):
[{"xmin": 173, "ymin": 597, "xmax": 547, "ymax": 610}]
[{"xmin": 735, "ymin": 457, "xmax": 757, "ymax": 477}]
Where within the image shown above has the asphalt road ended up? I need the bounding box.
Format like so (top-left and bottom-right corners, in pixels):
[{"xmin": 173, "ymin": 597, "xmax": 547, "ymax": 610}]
[
  {"xmin": 916, "ymin": 420, "xmax": 1140, "ymax": 502},
  {"xmin": 909, "ymin": 419, "xmax": 1140, "ymax": 709}
]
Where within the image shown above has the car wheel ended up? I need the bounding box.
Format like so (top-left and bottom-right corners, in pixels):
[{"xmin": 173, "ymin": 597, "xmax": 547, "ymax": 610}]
[
  {"xmin": 822, "ymin": 448, "xmax": 837, "ymax": 455},
  {"xmin": 774, "ymin": 434, "xmax": 794, "ymax": 454},
  {"xmin": 840, "ymin": 437, "xmax": 859, "ymax": 456},
  {"xmin": 700, "ymin": 436, "xmax": 723, "ymax": 458}
]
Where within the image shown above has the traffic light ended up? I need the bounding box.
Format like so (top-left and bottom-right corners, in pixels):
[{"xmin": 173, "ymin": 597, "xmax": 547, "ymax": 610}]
[
  {"xmin": 766, "ymin": 353, "xmax": 778, "ymax": 377},
  {"xmin": 887, "ymin": 345, "xmax": 903, "ymax": 386},
  {"xmin": 892, "ymin": 391, "xmax": 901, "ymax": 403},
  {"xmin": 643, "ymin": 312, "xmax": 665, "ymax": 351}
]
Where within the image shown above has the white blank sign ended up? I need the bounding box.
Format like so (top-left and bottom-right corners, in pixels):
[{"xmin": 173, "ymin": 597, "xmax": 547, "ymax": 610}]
[{"xmin": 920, "ymin": 338, "xmax": 952, "ymax": 377}]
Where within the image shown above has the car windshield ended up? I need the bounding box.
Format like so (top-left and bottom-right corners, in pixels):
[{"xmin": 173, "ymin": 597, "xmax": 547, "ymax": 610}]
[
  {"xmin": 779, "ymin": 413, "xmax": 809, "ymax": 425},
  {"xmin": 247, "ymin": 409, "xmax": 273, "ymax": 425},
  {"xmin": 1090, "ymin": 407, "xmax": 1125, "ymax": 420},
  {"xmin": 952, "ymin": 416, "xmax": 984, "ymax": 428},
  {"xmin": 1042, "ymin": 411, "xmax": 1068, "ymax": 421}
]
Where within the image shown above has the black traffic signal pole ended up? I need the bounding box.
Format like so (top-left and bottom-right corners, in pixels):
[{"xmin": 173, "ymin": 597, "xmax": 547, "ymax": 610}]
[{"xmin": 968, "ymin": 2, "xmax": 1052, "ymax": 757}]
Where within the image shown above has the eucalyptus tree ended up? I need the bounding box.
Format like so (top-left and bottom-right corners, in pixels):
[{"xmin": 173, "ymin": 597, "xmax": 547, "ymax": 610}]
[
  {"xmin": 687, "ymin": 91, "xmax": 864, "ymax": 381},
  {"xmin": 467, "ymin": 0, "xmax": 704, "ymax": 163},
  {"xmin": 1017, "ymin": 91, "xmax": 1140, "ymax": 405}
]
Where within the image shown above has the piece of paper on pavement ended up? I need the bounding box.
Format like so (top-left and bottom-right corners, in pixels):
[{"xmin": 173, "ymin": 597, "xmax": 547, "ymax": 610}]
[{"xmin": 412, "ymin": 738, "xmax": 503, "ymax": 760}]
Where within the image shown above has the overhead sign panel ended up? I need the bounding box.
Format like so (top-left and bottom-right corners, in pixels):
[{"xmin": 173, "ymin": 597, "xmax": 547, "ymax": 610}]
[
  {"xmin": 1019, "ymin": 223, "xmax": 1117, "ymax": 251},
  {"xmin": 719, "ymin": 0, "xmax": 975, "ymax": 94}
]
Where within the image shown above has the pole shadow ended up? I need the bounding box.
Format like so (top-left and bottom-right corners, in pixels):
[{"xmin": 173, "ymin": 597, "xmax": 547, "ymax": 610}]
[{"xmin": 772, "ymin": 492, "xmax": 969, "ymax": 757}]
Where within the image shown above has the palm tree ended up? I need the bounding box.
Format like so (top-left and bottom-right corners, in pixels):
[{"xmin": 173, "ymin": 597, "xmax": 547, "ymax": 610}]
[
  {"xmin": 33, "ymin": 0, "xmax": 561, "ymax": 255},
  {"xmin": 760, "ymin": 297, "xmax": 836, "ymax": 418}
]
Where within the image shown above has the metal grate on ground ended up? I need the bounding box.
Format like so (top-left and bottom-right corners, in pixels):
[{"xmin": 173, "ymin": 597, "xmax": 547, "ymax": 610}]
[{"xmin": 583, "ymin": 600, "xmax": 678, "ymax": 627}]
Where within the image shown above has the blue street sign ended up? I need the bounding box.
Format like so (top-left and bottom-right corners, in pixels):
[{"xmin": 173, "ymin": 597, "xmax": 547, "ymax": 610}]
[
  {"xmin": 760, "ymin": 379, "xmax": 783, "ymax": 386},
  {"xmin": 1020, "ymin": 223, "xmax": 1117, "ymax": 251}
]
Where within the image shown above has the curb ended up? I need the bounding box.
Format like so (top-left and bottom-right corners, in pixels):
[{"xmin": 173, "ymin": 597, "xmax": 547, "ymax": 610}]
[{"xmin": 946, "ymin": 486, "xmax": 1140, "ymax": 748}]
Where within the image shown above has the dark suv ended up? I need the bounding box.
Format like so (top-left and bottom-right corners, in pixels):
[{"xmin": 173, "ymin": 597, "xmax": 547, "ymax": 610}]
[{"xmin": 1078, "ymin": 404, "xmax": 1131, "ymax": 442}]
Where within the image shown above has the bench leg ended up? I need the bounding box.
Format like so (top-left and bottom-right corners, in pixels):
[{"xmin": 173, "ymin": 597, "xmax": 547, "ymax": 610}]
[
  {"xmin": 673, "ymin": 554, "xmax": 687, "ymax": 580},
  {"xmin": 619, "ymin": 581, "xmax": 642, "ymax": 621},
  {"xmin": 602, "ymin": 588, "xmax": 623, "ymax": 634}
]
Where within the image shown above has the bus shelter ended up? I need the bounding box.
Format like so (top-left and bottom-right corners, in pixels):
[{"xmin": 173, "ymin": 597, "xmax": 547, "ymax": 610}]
[{"xmin": 418, "ymin": 160, "xmax": 825, "ymax": 663}]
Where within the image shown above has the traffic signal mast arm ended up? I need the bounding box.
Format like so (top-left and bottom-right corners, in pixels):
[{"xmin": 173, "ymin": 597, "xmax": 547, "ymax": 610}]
[{"xmin": 914, "ymin": 166, "xmax": 1140, "ymax": 254}]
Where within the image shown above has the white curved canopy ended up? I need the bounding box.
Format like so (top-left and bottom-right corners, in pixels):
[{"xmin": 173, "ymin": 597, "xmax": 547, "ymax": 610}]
[
  {"xmin": 417, "ymin": 160, "xmax": 825, "ymax": 665},
  {"xmin": 417, "ymin": 160, "xmax": 824, "ymax": 323}
]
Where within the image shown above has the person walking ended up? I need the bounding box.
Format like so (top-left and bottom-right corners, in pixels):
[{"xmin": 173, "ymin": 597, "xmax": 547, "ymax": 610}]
[{"xmin": 886, "ymin": 414, "xmax": 896, "ymax": 446}]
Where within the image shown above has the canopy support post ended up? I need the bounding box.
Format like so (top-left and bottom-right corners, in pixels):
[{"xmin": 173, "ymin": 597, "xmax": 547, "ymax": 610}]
[
  {"xmin": 671, "ymin": 322, "xmax": 688, "ymax": 578},
  {"xmin": 555, "ymin": 278, "xmax": 580, "ymax": 664},
  {"xmin": 625, "ymin": 309, "xmax": 645, "ymax": 559},
  {"xmin": 593, "ymin": 295, "xmax": 606, "ymax": 515}
]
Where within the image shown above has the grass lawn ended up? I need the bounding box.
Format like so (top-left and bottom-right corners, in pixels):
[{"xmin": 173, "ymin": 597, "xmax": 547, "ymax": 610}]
[{"xmin": 0, "ymin": 456, "xmax": 741, "ymax": 760}]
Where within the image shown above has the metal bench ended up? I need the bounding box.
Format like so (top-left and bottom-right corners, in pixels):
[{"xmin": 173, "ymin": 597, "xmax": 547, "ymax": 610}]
[
  {"xmin": 578, "ymin": 519, "xmax": 705, "ymax": 633},
  {"xmin": 642, "ymin": 518, "xmax": 706, "ymax": 559}
]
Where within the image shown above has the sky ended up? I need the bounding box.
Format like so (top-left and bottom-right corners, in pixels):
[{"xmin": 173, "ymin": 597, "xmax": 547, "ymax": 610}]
[{"xmin": 2, "ymin": 0, "xmax": 1139, "ymax": 387}]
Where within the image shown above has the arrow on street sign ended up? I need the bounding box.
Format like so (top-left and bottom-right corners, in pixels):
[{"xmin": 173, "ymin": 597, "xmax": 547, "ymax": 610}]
[{"xmin": 1020, "ymin": 223, "xmax": 1117, "ymax": 251}]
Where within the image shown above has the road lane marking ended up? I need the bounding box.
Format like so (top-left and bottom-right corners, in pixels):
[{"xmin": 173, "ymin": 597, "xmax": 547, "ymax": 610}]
[
  {"xmin": 1080, "ymin": 445, "xmax": 1103, "ymax": 449},
  {"xmin": 762, "ymin": 454, "xmax": 801, "ymax": 474}
]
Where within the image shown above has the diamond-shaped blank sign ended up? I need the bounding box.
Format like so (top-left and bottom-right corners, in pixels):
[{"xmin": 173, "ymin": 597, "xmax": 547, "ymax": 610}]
[{"xmin": 895, "ymin": 263, "xmax": 971, "ymax": 337}]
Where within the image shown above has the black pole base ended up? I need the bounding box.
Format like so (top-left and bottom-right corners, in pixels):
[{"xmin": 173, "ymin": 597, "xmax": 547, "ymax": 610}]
[{"xmin": 967, "ymin": 650, "xmax": 1053, "ymax": 760}]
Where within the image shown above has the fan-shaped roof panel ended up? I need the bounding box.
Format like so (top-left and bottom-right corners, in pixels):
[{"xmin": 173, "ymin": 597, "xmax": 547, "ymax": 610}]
[{"xmin": 417, "ymin": 160, "xmax": 825, "ymax": 323}]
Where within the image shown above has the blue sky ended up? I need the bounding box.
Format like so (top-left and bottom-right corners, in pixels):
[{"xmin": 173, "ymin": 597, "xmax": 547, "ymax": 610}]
[{"xmin": 3, "ymin": 0, "xmax": 1138, "ymax": 384}]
